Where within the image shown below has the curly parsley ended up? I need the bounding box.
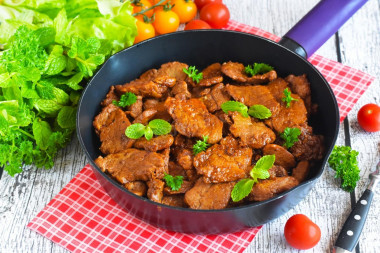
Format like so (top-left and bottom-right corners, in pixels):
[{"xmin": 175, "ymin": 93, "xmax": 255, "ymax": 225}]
[{"xmin": 183, "ymin": 66, "xmax": 203, "ymax": 83}]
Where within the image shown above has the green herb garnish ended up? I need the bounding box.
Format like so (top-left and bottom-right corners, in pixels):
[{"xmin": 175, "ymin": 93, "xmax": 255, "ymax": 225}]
[
  {"xmin": 193, "ymin": 136, "xmax": 210, "ymax": 155},
  {"xmin": 282, "ymin": 88, "xmax": 298, "ymax": 108},
  {"xmin": 183, "ymin": 66, "xmax": 203, "ymax": 83},
  {"xmin": 280, "ymin": 127, "xmax": 301, "ymax": 149},
  {"xmin": 125, "ymin": 119, "xmax": 172, "ymax": 141},
  {"xmin": 112, "ymin": 92, "xmax": 137, "ymax": 107},
  {"xmin": 245, "ymin": 63, "xmax": 273, "ymax": 76},
  {"xmin": 248, "ymin": 104, "xmax": 272, "ymax": 119},
  {"xmin": 221, "ymin": 101, "xmax": 249, "ymax": 117},
  {"xmin": 163, "ymin": 174, "xmax": 184, "ymax": 191},
  {"xmin": 231, "ymin": 155, "xmax": 275, "ymax": 202},
  {"xmin": 328, "ymin": 145, "xmax": 360, "ymax": 192}
]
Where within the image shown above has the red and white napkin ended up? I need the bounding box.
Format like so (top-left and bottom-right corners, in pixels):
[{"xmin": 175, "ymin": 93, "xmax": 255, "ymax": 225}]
[{"xmin": 27, "ymin": 20, "xmax": 375, "ymax": 253}]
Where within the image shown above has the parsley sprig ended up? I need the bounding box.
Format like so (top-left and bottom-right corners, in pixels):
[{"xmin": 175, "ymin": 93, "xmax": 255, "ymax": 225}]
[
  {"xmin": 231, "ymin": 155, "xmax": 276, "ymax": 202},
  {"xmin": 193, "ymin": 136, "xmax": 210, "ymax": 155},
  {"xmin": 282, "ymin": 88, "xmax": 298, "ymax": 108},
  {"xmin": 328, "ymin": 145, "xmax": 360, "ymax": 192},
  {"xmin": 280, "ymin": 127, "xmax": 301, "ymax": 149},
  {"xmin": 183, "ymin": 66, "xmax": 203, "ymax": 83},
  {"xmin": 125, "ymin": 119, "xmax": 171, "ymax": 141},
  {"xmin": 112, "ymin": 92, "xmax": 137, "ymax": 107},
  {"xmin": 163, "ymin": 174, "xmax": 184, "ymax": 191},
  {"xmin": 221, "ymin": 101, "xmax": 272, "ymax": 119},
  {"xmin": 245, "ymin": 63, "xmax": 273, "ymax": 76}
]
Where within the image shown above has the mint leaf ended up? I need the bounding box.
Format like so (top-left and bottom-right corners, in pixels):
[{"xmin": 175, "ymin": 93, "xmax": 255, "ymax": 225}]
[
  {"xmin": 282, "ymin": 88, "xmax": 298, "ymax": 108},
  {"xmin": 144, "ymin": 126, "xmax": 153, "ymax": 141},
  {"xmin": 221, "ymin": 101, "xmax": 249, "ymax": 118},
  {"xmin": 245, "ymin": 63, "xmax": 273, "ymax": 76},
  {"xmin": 248, "ymin": 104, "xmax": 272, "ymax": 119},
  {"xmin": 193, "ymin": 136, "xmax": 210, "ymax": 155},
  {"xmin": 163, "ymin": 174, "xmax": 184, "ymax": 191},
  {"xmin": 183, "ymin": 66, "xmax": 203, "ymax": 83},
  {"xmin": 125, "ymin": 123, "xmax": 146, "ymax": 139},
  {"xmin": 66, "ymin": 73, "xmax": 84, "ymax": 90},
  {"xmin": 112, "ymin": 92, "xmax": 137, "ymax": 107},
  {"xmin": 231, "ymin": 178, "xmax": 255, "ymax": 202},
  {"xmin": 280, "ymin": 127, "xmax": 301, "ymax": 148},
  {"xmin": 32, "ymin": 118, "xmax": 53, "ymax": 150},
  {"xmin": 148, "ymin": 119, "xmax": 172, "ymax": 136},
  {"xmin": 250, "ymin": 155, "xmax": 275, "ymax": 182},
  {"xmin": 57, "ymin": 106, "xmax": 76, "ymax": 129}
]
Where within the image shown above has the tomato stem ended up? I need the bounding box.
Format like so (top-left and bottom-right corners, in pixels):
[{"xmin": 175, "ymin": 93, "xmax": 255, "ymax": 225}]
[{"xmin": 132, "ymin": 0, "xmax": 166, "ymax": 16}]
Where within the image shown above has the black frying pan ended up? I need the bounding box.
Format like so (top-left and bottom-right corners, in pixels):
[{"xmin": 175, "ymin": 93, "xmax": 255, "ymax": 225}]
[{"xmin": 76, "ymin": 0, "xmax": 367, "ymax": 234}]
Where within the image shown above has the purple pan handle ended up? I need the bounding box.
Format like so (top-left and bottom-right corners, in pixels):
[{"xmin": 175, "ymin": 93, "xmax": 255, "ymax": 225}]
[{"xmin": 279, "ymin": 0, "xmax": 368, "ymax": 58}]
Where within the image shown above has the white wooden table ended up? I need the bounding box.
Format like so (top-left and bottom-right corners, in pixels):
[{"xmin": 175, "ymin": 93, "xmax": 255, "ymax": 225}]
[{"xmin": 1, "ymin": 0, "xmax": 379, "ymax": 252}]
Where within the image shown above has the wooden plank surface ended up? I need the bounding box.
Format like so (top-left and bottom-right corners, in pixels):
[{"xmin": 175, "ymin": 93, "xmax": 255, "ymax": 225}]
[{"xmin": 0, "ymin": 0, "xmax": 379, "ymax": 252}]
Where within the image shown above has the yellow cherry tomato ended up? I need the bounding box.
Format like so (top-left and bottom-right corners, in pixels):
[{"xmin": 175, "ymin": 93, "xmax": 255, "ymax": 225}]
[
  {"xmin": 134, "ymin": 19, "xmax": 156, "ymax": 44},
  {"xmin": 131, "ymin": 0, "xmax": 154, "ymax": 18},
  {"xmin": 152, "ymin": 0, "xmax": 170, "ymax": 5},
  {"xmin": 172, "ymin": 0, "xmax": 197, "ymax": 23},
  {"xmin": 153, "ymin": 9, "xmax": 180, "ymax": 34}
]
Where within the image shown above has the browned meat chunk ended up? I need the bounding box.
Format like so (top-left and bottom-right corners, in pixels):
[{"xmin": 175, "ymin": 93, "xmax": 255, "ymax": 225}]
[
  {"xmin": 286, "ymin": 74, "xmax": 312, "ymax": 112},
  {"xmin": 221, "ymin": 61, "xmax": 277, "ymax": 84},
  {"xmin": 266, "ymin": 94, "xmax": 307, "ymax": 133},
  {"xmin": 267, "ymin": 78, "xmax": 289, "ymax": 102},
  {"xmin": 194, "ymin": 136, "xmax": 252, "ymax": 183},
  {"xmin": 93, "ymin": 104, "xmax": 134, "ymax": 154},
  {"xmin": 157, "ymin": 61, "xmax": 188, "ymax": 81},
  {"xmin": 147, "ymin": 179, "xmax": 165, "ymax": 203},
  {"xmin": 101, "ymin": 86, "xmax": 118, "ymax": 107},
  {"xmin": 263, "ymin": 144, "xmax": 296, "ymax": 170},
  {"xmin": 176, "ymin": 149, "xmax": 194, "ymax": 170},
  {"xmin": 162, "ymin": 195, "xmax": 187, "ymax": 207},
  {"xmin": 290, "ymin": 124, "xmax": 324, "ymax": 161},
  {"xmin": 171, "ymin": 80, "xmax": 191, "ymax": 100},
  {"xmin": 164, "ymin": 180, "xmax": 193, "ymax": 195},
  {"xmin": 143, "ymin": 99, "xmax": 172, "ymax": 122},
  {"xmin": 184, "ymin": 178, "xmax": 235, "ymax": 209},
  {"xmin": 133, "ymin": 109, "xmax": 157, "ymax": 124},
  {"xmin": 201, "ymin": 83, "xmax": 231, "ymax": 112},
  {"xmin": 128, "ymin": 95, "xmax": 143, "ymax": 118},
  {"xmin": 230, "ymin": 112, "xmax": 276, "ymax": 149},
  {"xmin": 134, "ymin": 135, "xmax": 174, "ymax": 152},
  {"xmin": 202, "ymin": 63, "xmax": 222, "ymax": 78},
  {"xmin": 292, "ymin": 160, "xmax": 310, "ymax": 182},
  {"xmin": 165, "ymin": 98, "xmax": 223, "ymax": 143},
  {"xmin": 168, "ymin": 161, "xmax": 187, "ymax": 178},
  {"xmin": 268, "ymin": 165, "xmax": 288, "ymax": 179},
  {"xmin": 248, "ymin": 176, "xmax": 299, "ymax": 201},
  {"xmin": 226, "ymin": 84, "xmax": 280, "ymax": 116},
  {"xmin": 95, "ymin": 148, "xmax": 168, "ymax": 183},
  {"xmin": 125, "ymin": 181, "xmax": 147, "ymax": 197}
]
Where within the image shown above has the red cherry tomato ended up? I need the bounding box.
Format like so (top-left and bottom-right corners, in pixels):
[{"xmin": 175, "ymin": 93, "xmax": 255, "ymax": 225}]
[
  {"xmin": 194, "ymin": 0, "xmax": 222, "ymax": 10},
  {"xmin": 284, "ymin": 214, "xmax": 321, "ymax": 250},
  {"xmin": 184, "ymin": 20, "xmax": 211, "ymax": 30},
  {"xmin": 357, "ymin": 103, "xmax": 380, "ymax": 132},
  {"xmin": 200, "ymin": 3, "xmax": 230, "ymax": 28}
]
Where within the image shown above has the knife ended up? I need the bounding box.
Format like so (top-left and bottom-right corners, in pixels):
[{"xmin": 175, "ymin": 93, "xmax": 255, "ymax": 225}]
[{"xmin": 333, "ymin": 161, "xmax": 380, "ymax": 253}]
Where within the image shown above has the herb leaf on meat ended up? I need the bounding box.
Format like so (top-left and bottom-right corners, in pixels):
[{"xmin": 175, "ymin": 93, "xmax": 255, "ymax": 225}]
[
  {"xmin": 125, "ymin": 119, "xmax": 172, "ymax": 140},
  {"xmin": 280, "ymin": 127, "xmax": 301, "ymax": 148},
  {"xmin": 183, "ymin": 66, "xmax": 203, "ymax": 83},
  {"xmin": 148, "ymin": 119, "xmax": 172, "ymax": 135},
  {"xmin": 163, "ymin": 174, "xmax": 184, "ymax": 191},
  {"xmin": 328, "ymin": 145, "xmax": 360, "ymax": 192},
  {"xmin": 112, "ymin": 92, "xmax": 137, "ymax": 107},
  {"xmin": 282, "ymin": 88, "xmax": 298, "ymax": 108},
  {"xmin": 125, "ymin": 123, "xmax": 146, "ymax": 139},
  {"xmin": 245, "ymin": 63, "xmax": 273, "ymax": 76},
  {"xmin": 231, "ymin": 178, "xmax": 255, "ymax": 202},
  {"xmin": 193, "ymin": 136, "xmax": 210, "ymax": 155},
  {"xmin": 248, "ymin": 104, "xmax": 272, "ymax": 119},
  {"xmin": 144, "ymin": 126, "xmax": 154, "ymax": 141},
  {"xmin": 221, "ymin": 101, "xmax": 249, "ymax": 117}
]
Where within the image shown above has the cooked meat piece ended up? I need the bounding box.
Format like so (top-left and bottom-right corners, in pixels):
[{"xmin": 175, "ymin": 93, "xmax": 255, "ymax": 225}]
[
  {"xmin": 134, "ymin": 135, "xmax": 174, "ymax": 152},
  {"xmin": 95, "ymin": 148, "xmax": 168, "ymax": 183},
  {"xmin": 168, "ymin": 161, "xmax": 187, "ymax": 178},
  {"xmin": 162, "ymin": 195, "xmax": 187, "ymax": 207},
  {"xmin": 160, "ymin": 148, "xmax": 170, "ymax": 169},
  {"xmin": 101, "ymin": 86, "xmax": 118, "ymax": 107},
  {"xmin": 248, "ymin": 176, "xmax": 299, "ymax": 201},
  {"xmin": 128, "ymin": 95, "xmax": 143, "ymax": 118},
  {"xmin": 194, "ymin": 136, "xmax": 252, "ymax": 183},
  {"xmin": 125, "ymin": 181, "xmax": 147, "ymax": 197},
  {"xmin": 184, "ymin": 178, "xmax": 235, "ymax": 209},
  {"xmin": 199, "ymin": 76, "xmax": 223, "ymax": 87},
  {"xmin": 93, "ymin": 104, "xmax": 134, "ymax": 154},
  {"xmin": 221, "ymin": 61, "xmax": 277, "ymax": 84},
  {"xmin": 147, "ymin": 179, "xmax": 165, "ymax": 203},
  {"xmin": 164, "ymin": 180, "xmax": 193, "ymax": 195},
  {"xmin": 226, "ymin": 84, "xmax": 280, "ymax": 116},
  {"xmin": 201, "ymin": 83, "xmax": 231, "ymax": 112},
  {"xmin": 186, "ymin": 168, "xmax": 199, "ymax": 183},
  {"xmin": 230, "ymin": 112, "xmax": 276, "ymax": 149},
  {"xmin": 268, "ymin": 165, "xmax": 288, "ymax": 179},
  {"xmin": 165, "ymin": 98, "xmax": 223, "ymax": 143},
  {"xmin": 202, "ymin": 63, "xmax": 222, "ymax": 78},
  {"xmin": 292, "ymin": 160, "xmax": 310, "ymax": 182},
  {"xmin": 173, "ymin": 134, "xmax": 194, "ymax": 150},
  {"xmin": 143, "ymin": 99, "xmax": 172, "ymax": 122},
  {"xmin": 157, "ymin": 61, "xmax": 188, "ymax": 81},
  {"xmin": 133, "ymin": 109, "xmax": 157, "ymax": 124},
  {"xmin": 290, "ymin": 124, "xmax": 324, "ymax": 161},
  {"xmin": 172, "ymin": 80, "xmax": 191, "ymax": 100},
  {"xmin": 266, "ymin": 94, "xmax": 307, "ymax": 133},
  {"xmin": 176, "ymin": 149, "xmax": 194, "ymax": 170},
  {"xmin": 266, "ymin": 78, "xmax": 289, "ymax": 102},
  {"xmin": 286, "ymin": 74, "xmax": 312, "ymax": 112},
  {"xmin": 263, "ymin": 144, "xmax": 296, "ymax": 170}
]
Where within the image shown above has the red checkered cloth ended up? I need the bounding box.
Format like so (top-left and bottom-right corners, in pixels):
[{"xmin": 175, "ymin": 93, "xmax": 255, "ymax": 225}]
[{"xmin": 28, "ymin": 20, "xmax": 375, "ymax": 253}]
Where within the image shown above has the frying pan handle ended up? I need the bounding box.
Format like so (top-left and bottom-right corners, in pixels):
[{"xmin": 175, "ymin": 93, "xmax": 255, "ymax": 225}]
[{"xmin": 279, "ymin": 0, "xmax": 368, "ymax": 58}]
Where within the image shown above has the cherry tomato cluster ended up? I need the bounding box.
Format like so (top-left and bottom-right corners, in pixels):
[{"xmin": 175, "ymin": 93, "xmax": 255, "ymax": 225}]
[{"xmin": 132, "ymin": 0, "xmax": 230, "ymax": 44}]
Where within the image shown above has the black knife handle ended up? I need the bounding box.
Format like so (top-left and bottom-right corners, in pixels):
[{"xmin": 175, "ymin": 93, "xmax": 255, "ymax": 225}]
[{"xmin": 334, "ymin": 189, "xmax": 374, "ymax": 251}]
